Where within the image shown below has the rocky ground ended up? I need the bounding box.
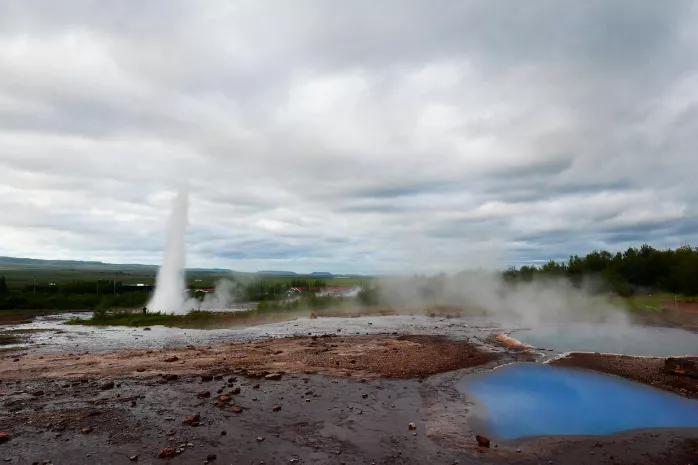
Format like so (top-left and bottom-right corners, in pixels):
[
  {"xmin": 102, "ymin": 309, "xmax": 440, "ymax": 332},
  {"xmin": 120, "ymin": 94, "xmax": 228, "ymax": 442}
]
[{"xmin": 1, "ymin": 333, "xmax": 698, "ymax": 464}]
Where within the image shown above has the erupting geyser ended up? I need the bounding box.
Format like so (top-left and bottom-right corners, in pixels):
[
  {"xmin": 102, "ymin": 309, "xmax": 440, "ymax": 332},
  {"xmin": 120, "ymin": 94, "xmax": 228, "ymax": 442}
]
[{"xmin": 147, "ymin": 189, "xmax": 191, "ymax": 315}]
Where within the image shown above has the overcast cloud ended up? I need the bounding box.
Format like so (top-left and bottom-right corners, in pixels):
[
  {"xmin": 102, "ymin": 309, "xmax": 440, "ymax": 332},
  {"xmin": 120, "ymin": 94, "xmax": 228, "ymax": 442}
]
[{"xmin": 1, "ymin": 1, "xmax": 697, "ymax": 274}]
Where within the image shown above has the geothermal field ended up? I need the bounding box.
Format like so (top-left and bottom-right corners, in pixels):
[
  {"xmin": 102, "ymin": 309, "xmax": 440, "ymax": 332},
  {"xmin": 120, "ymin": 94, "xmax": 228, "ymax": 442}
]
[{"xmin": 1, "ymin": 193, "xmax": 697, "ymax": 465}]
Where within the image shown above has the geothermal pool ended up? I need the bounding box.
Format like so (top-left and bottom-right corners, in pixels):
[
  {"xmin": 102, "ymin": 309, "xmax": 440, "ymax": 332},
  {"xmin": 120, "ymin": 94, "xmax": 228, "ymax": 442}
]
[
  {"xmin": 511, "ymin": 323, "xmax": 698, "ymax": 356},
  {"xmin": 459, "ymin": 363, "xmax": 698, "ymax": 440}
]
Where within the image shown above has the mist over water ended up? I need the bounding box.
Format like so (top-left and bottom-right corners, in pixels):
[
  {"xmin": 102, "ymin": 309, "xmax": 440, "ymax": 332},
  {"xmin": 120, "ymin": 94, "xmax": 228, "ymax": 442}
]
[{"xmin": 148, "ymin": 190, "xmax": 190, "ymax": 315}]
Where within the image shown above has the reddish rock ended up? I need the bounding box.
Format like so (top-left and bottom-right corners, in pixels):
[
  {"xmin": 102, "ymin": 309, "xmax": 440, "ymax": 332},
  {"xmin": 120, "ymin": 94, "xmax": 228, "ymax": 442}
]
[
  {"xmin": 217, "ymin": 394, "xmax": 231, "ymax": 403},
  {"xmin": 476, "ymin": 435, "xmax": 491, "ymax": 448},
  {"xmin": 665, "ymin": 357, "xmax": 698, "ymax": 378},
  {"xmin": 232, "ymin": 405, "xmax": 243, "ymax": 414},
  {"xmin": 80, "ymin": 427, "xmax": 92, "ymax": 434},
  {"xmin": 164, "ymin": 356, "xmax": 179, "ymax": 363},
  {"xmin": 197, "ymin": 391, "xmax": 211, "ymax": 399},
  {"xmin": 158, "ymin": 448, "xmax": 176, "ymax": 458},
  {"xmin": 0, "ymin": 432, "xmax": 9, "ymax": 442},
  {"xmin": 272, "ymin": 405, "xmax": 282, "ymax": 412},
  {"xmin": 182, "ymin": 413, "xmax": 201, "ymax": 426}
]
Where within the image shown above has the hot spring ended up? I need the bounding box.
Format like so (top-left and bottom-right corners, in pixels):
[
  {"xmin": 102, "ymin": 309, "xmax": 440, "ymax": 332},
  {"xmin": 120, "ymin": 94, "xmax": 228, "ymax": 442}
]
[
  {"xmin": 510, "ymin": 323, "xmax": 698, "ymax": 356},
  {"xmin": 459, "ymin": 363, "xmax": 698, "ymax": 440}
]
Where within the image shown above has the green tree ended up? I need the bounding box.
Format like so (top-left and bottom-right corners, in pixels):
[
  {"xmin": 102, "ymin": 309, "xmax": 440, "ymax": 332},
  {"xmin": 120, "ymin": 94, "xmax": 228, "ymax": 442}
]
[{"xmin": 0, "ymin": 275, "xmax": 7, "ymax": 294}]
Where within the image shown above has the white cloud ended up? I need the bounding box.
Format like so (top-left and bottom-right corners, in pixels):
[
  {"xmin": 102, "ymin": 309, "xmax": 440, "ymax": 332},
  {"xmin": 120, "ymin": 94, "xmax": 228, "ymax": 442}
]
[{"xmin": 0, "ymin": 1, "xmax": 696, "ymax": 273}]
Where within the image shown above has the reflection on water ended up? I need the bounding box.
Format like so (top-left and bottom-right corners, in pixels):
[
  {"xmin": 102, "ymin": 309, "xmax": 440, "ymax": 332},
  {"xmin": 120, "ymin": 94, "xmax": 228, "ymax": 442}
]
[
  {"xmin": 459, "ymin": 363, "xmax": 698, "ymax": 440},
  {"xmin": 512, "ymin": 323, "xmax": 698, "ymax": 356}
]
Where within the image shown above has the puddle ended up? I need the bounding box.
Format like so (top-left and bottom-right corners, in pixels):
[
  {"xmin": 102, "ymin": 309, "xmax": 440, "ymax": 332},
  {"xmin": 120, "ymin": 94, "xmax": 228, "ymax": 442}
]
[
  {"xmin": 511, "ymin": 324, "xmax": 698, "ymax": 356},
  {"xmin": 459, "ymin": 363, "xmax": 698, "ymax": 440}
]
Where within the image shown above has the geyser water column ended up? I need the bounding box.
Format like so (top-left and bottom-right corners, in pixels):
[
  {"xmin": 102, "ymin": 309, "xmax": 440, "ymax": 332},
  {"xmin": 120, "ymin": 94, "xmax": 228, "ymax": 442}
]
[{"xmin": 147, "ymin": 189, "xmax": 190, "ymax": 315}]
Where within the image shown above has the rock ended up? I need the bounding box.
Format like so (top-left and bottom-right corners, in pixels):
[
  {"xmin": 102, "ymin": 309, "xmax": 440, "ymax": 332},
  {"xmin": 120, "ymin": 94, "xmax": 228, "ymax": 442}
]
[
  {"xmin": 256, "ymin": 437, "xmax": 265, "ymax": 442},
  {"xmin": 80, "ymin": 427, "xmax": 92, "ymax": 434},
  {"xmin": 143, "ymin": 327, "xmax": 151, "ymax": 331},
  {"xmin": 0, "ymin": 432, "xmax": 8, "ymax": 442},
  {"xmin": 361, "ymin": 394, "xmax": 368, "ymax": 399},
  {"xmin": 272, "ymin": 405, "xmax": 282, "ymax": 412},
  {"xmin": 220, "ymin": 431, "xmax": 227, "ymax": 436},
  {"xmin": 206, "ymin": 453, "xmax": 217, "ymax": 461},
  {"xmin": 182, "ymin": 413, "xmax": 201, "ymax": 426},
  {"xmin": 265, "ymin": 373, "xmax": 282, "ymax": 381},
  {"xmin": 166, "ymin": 429, "xmax": 176, "ymax": 436},
  {"xmin": 217, "ymin": 395, "xmax": 231, "ymax": 403},
  {"xmin": 201, "ymin": 375, "xmax": 213, "ymax": 382},
  {"xmin": 227, "ymin": 377, "xmax": 237, "ymax": 383},
  {"xmin": 665, "ymin": 357, "xmax": 698, "ymax": 378},
  {"xmin": 197, "ymin": 391, "xmax": 211, "ymax": 399},
  {"xmin": 213, "ymin": 375, "xmax": 223, "ymax": 381},
  {"xmin": 230, "ymin": 387, "xmax": 241, "ymax": 395},
  {"xmin": 158, "ymin": 448, "xmax": 176, "ymax": 458},
  {"xmin": 100, "ymin": 381, "xmax": 115, "ymax": 390},
  {"xmin": 476, "ymin": 435, "xmax": 490, "ymax": 448},
  {"xmin": 135, "ymin": 368, "xmax": 146, "ymax": 373},
  {"xmin": 164, "ymin": 356, "xmax": 179, "ymax": 363},
  {"xmin": 232, "ymin": 406, "xmax": 243, "ymax": 414},
  {"xmin": 164, "ymin": 374, "xmax": 179, "ymax": 381},
  {"xmin": 408, "ymin": 423, "xmax": 416, "ymax": 431},
  {"xmin": 32, "ymin": 390, "xmax": 45, "ymax": 397},
  {"xmin": 252, "ymin": 384, "xmax": 260, "ymax": 389},
  {"xmin": 128, "ymin": 455, "xmax": 138, "ymax": 462}
]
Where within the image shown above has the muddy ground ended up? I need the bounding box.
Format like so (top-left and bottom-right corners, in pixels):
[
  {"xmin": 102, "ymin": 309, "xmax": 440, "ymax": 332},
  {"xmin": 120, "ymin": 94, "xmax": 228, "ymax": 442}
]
[{"xmin": 1, "ymin": 334, "xmax": 698, "ymax": 464}]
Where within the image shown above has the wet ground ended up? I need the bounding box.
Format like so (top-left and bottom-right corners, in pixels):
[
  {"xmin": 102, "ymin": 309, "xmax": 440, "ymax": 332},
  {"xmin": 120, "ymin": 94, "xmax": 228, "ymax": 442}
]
[{"xmin": 2, "ymin": 313, "xmax": 698, "ymax": 464}]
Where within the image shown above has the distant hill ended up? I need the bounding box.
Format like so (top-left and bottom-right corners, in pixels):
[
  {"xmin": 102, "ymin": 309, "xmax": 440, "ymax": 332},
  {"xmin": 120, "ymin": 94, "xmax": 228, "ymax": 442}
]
[
  {"xmin": 0, "ymin": 256, "xmax": 232, "ymax": 274},
  {"xmin": 256, "ymin": 270, "xmax": 298, "ymax": 276},
  {"xmin": 309, "ymin": 271, "xmax": 333, "ymax": 277}
]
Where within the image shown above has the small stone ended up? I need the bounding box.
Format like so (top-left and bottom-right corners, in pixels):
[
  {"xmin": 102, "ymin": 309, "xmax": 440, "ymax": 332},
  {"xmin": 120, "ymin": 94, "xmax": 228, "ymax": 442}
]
[
  {"xmin": 182, "ymin": 413, "xmax": 201, "ymax": 426},
  {"xmin": 0, "ymin": 432, "xmax": 9, "ymax": 442},
  {"xmin": 197, "ymin": 391, "xmax": 211, "ymax": 399},
  {"xmin": 128, "ymin": 455, "xmax": 138, "ymax": 462},
  {"xmin": 272, "ymin": 405, "xmax": 282, "ymax": 412},
  {"xmin": 256, "ymin": 437, "xmax": 265, "ymax": 442},
  {"xmin": 217, "ymin": 395, "xmax": 231, "ymax": 403},
  {"xmin": 252, "ymin": 384, "xmax": 260, "ymax": 389},
  {"xmin": 32, "ymin": 390, "xmax": 45, "ymax": 397},
  {"xmin": 206, "ymin": 453, "xmax": 217, "ymax": 461},
  {"xmin": 408, "ymin": 423, "xmax": 416, "ymax": 431},
  {"xmin": 265, "ymin": 373, "xmax": 282, "ymax": 381},
  {"xmin": 143, "ymin": 327, "xmax": 151, "ymax": 331},
  {"xmin": 164, "ymin": 356, "xmax": 179, "ymax": 363},
  {"xmin": 230, "ymin": 387, "xmax": 241, "ymax": 395},
  {"xmin": 476, "ymin": 435, "xmax": 490, "ymax": 448},
  {"xmin": 220, "ymin": 431, "xmax": 227, "ymax": 436},
  {"xmin": 232, "ymin": 405, "xmax": 243, "ymax": 414},
  {"xmin": 201, "ymin": 375, "xmax": 213, "ymax": 382},
  {"xmin": 158, "ymin": 448, "xmax": 176, "ymax": 458},
  {"xmin": 516, "ymin": 448, "xmax": 522, "ymax": 453},
  {"xmin": 362, "ymin": 394, "xmax": 368, "ymax": 399},
  {"xmin": 80, "ymin": 427, "xmax": 92, "ymax": 434},
  {"xmin": 164, "ymin": 374, "xmax": 179, "ymax": 381}
]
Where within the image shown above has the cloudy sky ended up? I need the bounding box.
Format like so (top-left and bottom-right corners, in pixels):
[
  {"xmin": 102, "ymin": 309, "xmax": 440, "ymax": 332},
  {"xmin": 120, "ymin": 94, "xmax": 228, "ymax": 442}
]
[{"xmin": 1, "ymin": 1, "xmax": 697, "ymax": 274}]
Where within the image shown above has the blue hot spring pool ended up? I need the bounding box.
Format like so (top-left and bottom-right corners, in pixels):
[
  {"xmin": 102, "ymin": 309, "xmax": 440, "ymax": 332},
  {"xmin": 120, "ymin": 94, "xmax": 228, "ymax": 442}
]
[
  {"xmin": 511, "ymin": 324, "xmax": 698, "ymax": 356},
  {"xmin": 459, "ymin": 363, "xmax": 698, "ymax": 440}
]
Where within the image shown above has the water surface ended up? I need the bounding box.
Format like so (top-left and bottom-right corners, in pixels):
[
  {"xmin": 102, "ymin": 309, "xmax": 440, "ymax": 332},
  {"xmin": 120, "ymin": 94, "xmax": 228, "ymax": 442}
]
[
  {"xmin": 459, "ymin": 363, "xmax": 698, "ymax": 440},
  {"xmin": 512, "ymin": 323, "xmax": 698, "ymax": 356}
]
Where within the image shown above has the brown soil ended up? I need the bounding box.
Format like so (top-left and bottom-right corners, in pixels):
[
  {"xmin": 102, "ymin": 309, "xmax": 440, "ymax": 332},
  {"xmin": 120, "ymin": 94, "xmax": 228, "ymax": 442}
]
[
  {"xmin": 0, "ymin": 334, "xmax": 498, "ymax": 381},
  {"xmin": 548, "ymin": 352, "xmax": 698, "ymax": 398}
]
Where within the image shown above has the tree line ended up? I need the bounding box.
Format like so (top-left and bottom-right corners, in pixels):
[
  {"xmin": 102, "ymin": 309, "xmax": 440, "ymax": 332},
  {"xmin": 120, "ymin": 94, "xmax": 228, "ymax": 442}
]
[{"xmin": 503, "ymin": 244, "xmax": 698, "ymax": 296}]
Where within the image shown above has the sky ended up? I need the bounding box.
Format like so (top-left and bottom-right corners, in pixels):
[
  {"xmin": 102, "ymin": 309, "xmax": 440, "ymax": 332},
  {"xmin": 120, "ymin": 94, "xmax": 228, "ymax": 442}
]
[{"xmin": 0, "ymin": 1, "xmax": 697, "ymax": 274}]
